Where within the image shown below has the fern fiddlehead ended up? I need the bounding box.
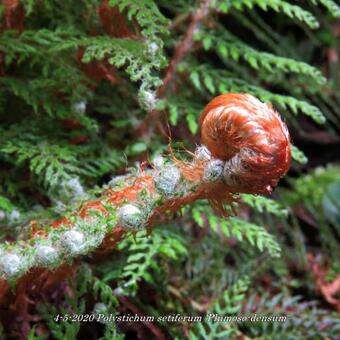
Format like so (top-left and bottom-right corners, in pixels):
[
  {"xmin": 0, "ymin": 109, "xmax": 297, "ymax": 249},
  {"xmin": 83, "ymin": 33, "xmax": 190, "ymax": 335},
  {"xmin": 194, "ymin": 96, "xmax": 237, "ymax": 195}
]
[{"xmin": 0, "ymin": 93, "xmax": 290, "ymax": 299}]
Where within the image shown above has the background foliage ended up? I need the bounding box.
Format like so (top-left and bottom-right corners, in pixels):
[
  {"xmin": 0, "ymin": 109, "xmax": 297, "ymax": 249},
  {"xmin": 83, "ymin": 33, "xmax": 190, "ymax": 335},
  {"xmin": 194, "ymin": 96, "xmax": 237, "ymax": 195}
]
[{"xmin": 0, "ymin": 0, "xmax": 339, "ymax": 338}]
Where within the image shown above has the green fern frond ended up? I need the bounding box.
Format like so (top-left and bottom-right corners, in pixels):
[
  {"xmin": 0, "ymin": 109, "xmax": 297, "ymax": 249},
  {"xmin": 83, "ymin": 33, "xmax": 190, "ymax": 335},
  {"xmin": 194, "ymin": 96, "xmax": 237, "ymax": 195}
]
[
  {"xmin": 0, "ymin": 138, "xmax": 81, "ymax": 188},
  {"xmin": 310, "ymin": 0, "xmax": 340, "ymax": 17},
  {"xmin": 82, "ymin": 37, "xmax": 163, "ymax": 89},
  {"xmin": 0, "ymin": 28, "xmax": 81, "ymax": 63},
  {"xmin": 0, "ymin": 29, "xmax": 166, "ymax": 108},
  {"xmin": 91, "ymin": 277, "xmax": 119, "ymax": 309},
  {"xmin": 241, "ymin": 194, "xmax": 288, "ymax": 217},
  {"xmin": 213, "ymin": 0, "xmax": 320, "ymax": 29},
  {"xmin": 195, "ymin": 29, "xmax": 326, "ymax": 85},
  {"xmin": 222, "ymin": 218, "xmax": 282, "ymax": 258},
  {"xmin": 188, "ymin": 65, "xmax": 326, "ymax": 124},
  {"xmin": 191, "ymin": 205, "xmax": 281, "ymax": 258},
  {"xmin": 243, "ymin": 293, "xmax": 340, "ymax": 338},
  {"xmin": 115, "ymin": 228, "xmax": 187, "ymax": 295},
  {"xmin": 78, "ymin": 149, "xmax": 124, "ymax": 178},
  {"xmin": 0, "ymin": 77, "xmax": 87, "ymax": 117},
  {"xmin": 109, "ymin": 0, "xmax": 170, "ymax": 40},
  {"xmin": 0, "ymin": 196, "xmax": 14, "ymax": 213},
  {"xmin": 189, "ymin": 276, "xmax": 251, "ymax": 339},
  {"xmin": 290, "ymin": 145, "xmax": 308, "ymax": 165},
  {"xmin": 283, "ymin": 165, "xmax": 340, "ymax": 209}
]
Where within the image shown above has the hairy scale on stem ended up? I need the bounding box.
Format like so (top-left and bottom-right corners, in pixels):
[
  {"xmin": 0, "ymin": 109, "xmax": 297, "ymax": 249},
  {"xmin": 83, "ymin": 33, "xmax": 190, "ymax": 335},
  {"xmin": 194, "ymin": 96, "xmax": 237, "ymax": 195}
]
[{"xmin": 0, "ymin": 93, "xmax": 291, "ymax": 300}]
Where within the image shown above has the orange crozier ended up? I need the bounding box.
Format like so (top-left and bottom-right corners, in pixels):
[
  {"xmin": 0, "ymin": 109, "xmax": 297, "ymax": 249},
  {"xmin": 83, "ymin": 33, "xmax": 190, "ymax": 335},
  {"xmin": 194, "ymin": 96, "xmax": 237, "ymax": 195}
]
[{"xmin": 200, "ymin": 93, "xmax": 291, "ymax": 195}]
